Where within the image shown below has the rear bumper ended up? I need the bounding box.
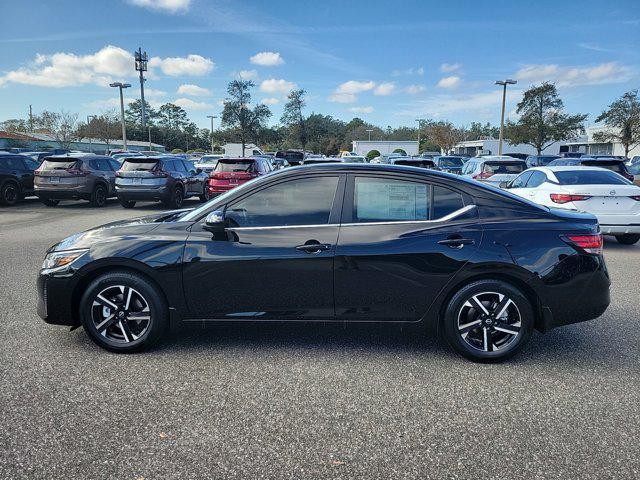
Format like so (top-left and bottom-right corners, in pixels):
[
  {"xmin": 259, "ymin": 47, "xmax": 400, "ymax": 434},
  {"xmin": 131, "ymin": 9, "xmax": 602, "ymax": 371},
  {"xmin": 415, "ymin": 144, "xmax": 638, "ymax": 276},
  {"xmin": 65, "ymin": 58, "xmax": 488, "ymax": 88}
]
[
  {"xmin": 208, "ymin": 183, "xmax": 241, "ymax": 194},
  {"xmin": 599, "ymin": 224, "xmax": 640, "ymax": 235},
  {"xmin": 116, "ymin": 185, "xmax": 170, "ymax": 201},
  {"xmin": 35, "ymin": 184, "xmax": 92, "ymax": 199}
]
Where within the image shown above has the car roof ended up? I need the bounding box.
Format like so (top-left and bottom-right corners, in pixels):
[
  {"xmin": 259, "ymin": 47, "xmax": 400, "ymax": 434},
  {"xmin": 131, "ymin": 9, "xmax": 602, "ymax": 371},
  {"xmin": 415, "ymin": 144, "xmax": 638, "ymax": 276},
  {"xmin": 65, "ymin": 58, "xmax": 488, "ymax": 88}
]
[
  {"xmin": 43, "ymin": 153, "xmax": 109, "ymax": 160},
  {"xmin": 534, "ymin": 166, "xmax": 616, "ymax": 174},
  {"xmin": 478, "ymin": 155, "xmax": 524, "ymax": 161}
]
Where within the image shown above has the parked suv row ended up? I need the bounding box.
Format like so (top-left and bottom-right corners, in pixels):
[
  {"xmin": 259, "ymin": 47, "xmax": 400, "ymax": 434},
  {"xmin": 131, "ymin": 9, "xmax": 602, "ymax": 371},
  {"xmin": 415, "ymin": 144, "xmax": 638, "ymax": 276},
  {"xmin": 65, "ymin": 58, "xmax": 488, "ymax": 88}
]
[{"xmin": 0, "ymin": 152, "xmax": 40, "ymax": 205}]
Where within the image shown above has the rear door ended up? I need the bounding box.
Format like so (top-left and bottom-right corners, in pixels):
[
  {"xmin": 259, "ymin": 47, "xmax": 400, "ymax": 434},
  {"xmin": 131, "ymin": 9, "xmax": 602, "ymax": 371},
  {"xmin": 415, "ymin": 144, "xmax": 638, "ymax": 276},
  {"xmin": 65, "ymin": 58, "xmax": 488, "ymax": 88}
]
[{"xmin": 334, "ymin": 173, "xmax": 481, "ymax": 322}]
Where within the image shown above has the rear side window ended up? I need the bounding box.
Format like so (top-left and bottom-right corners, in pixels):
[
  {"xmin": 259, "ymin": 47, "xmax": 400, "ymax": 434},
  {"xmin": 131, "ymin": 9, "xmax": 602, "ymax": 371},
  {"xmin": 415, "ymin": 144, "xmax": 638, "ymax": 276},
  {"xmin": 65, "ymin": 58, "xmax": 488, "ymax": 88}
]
[
  {"xmin": 174, "ymin": 160, "xmax": 187, "ymax": 173},
  {"xmin": 354, "ymin": 177, "xmax": 430, "ymax": 222},
  {"xmin": 226, "ymin": 176, "xmax": 339, "ymax": 227},
  {"xmin": 555, "ymin": 170, "xmax": 630, "ymax": 185},
  {"xmin": 40, "ymin": 159, "xmax": 77, "ymax": 170},
  {"xmin": 525, "ymin": 171, "xmax": 548, "ymax": 188},
  {"xmin": 462, "ymin": 162, "xmax": 477, "ymax": 175},
  {"xmin": 120, "ymin": 160, "xmax": 158, "ymax": 171},
  {"xmin": 0, "ymin": 157, "xmax": 26, "ymax": 170},
  {"xmin": 432, "ymin": 186, "xmax": 465, "ymax": 219}
]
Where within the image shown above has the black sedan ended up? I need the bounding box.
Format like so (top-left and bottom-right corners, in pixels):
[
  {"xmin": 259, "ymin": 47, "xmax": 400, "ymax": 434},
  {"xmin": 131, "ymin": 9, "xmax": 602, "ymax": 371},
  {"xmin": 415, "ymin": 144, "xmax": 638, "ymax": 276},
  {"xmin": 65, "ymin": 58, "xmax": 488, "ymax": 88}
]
[{"xmin": 37, "ymin": 164, "xmax": 610, "ymax": 362}]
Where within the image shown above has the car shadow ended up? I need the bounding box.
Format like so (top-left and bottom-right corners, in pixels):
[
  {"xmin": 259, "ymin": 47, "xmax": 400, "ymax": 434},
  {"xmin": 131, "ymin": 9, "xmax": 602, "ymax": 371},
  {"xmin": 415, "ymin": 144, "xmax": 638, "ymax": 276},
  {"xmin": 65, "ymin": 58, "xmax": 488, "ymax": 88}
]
[{"xmin": 12, "ymin": 196, "xmax": 203, "ymax": 210}]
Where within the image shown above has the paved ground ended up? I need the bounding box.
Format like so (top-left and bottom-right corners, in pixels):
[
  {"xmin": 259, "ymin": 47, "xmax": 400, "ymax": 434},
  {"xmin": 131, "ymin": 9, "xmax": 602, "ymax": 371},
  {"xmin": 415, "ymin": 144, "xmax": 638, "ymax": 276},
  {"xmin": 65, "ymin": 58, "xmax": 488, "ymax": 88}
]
[{"xmin": 0, "ymin": 197, "xmax": 638, "ymax": 479}]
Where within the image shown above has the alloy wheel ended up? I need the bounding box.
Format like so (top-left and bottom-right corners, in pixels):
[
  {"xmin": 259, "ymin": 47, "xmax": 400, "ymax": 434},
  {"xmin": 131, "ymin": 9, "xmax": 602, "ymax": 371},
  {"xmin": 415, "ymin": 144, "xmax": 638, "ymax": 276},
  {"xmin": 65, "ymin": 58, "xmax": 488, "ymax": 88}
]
[
  {"xmin": 90, "ymin": 285, "xmax": 152, "ymax": 343},
  {"xmin": 3, "ymin": 184, "xmax": 18, "ymax": 204},
  {"xmin": 457, "ymin": 291, "xmax": 521, "ymax": 352}
]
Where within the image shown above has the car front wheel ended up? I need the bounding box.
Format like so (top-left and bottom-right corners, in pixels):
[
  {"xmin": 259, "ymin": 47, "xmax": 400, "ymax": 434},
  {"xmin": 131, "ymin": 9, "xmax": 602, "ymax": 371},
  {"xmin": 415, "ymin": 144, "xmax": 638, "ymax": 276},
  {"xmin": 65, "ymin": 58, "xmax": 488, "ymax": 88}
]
[
  {"xmin": 164, "ymin": 185, "xmax": 184, "ymax": 209},
  {"xmin": 442, "ymin": 279, "xmax": 534, "ymax": 362},
  {"xmin": 90, "ymin": 184, "xmax": 108, "ymax": 207},
  {"xmin": 1, "ymin": 181, "xmax": 20, "ymax": 206},
  {"xmin": 79, "ymin": 271, "xmax": 168, "ymax": 352},
  {"xmin": 615, "ymin": 234, "xmax": 640, "ymax": 245}
]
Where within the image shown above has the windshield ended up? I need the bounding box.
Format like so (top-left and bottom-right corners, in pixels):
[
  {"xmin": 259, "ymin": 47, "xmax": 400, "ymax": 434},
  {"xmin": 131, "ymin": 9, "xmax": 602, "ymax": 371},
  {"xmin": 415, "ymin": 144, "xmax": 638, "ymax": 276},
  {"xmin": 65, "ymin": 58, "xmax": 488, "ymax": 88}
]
[
  {"xmin": 121, "ymin": 160, "xmax": 159, "ymax": 171},
  {"xmin": 438, "ymin": 157, "xmax": 463, "ymax": 167},
  {"xmin": 555, "ymin": 170, "xmax": 630, "ymax": 185},
  {"xmin": 215, "ymin": 160, "xmax": 255, "ymax": 172},
  {"xmin": 40, "ymin": 159, "xmax": 77, "ymax": 170},
  {"xmin": 483, "ymin": 161, "xmax": 526, "ymax": 174}
]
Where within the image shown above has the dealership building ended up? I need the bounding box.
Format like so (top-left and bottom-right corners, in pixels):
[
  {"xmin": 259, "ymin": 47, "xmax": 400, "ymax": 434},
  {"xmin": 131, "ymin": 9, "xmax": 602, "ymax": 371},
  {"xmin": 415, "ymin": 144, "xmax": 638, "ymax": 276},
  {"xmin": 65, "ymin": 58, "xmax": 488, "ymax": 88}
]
[{"xmin": 352, "ymin": 140, "xmax": 419, "ymax": 157}]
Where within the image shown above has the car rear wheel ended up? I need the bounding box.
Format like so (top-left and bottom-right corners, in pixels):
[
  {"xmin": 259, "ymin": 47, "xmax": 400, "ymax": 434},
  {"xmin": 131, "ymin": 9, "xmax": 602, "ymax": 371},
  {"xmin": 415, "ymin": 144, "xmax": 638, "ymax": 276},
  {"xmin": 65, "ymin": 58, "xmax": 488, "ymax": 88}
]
[
  {"xmin": 615, "ymin": 234, "xmax": 640, "ymax": 245},
  {"xmin": 80, "ymin": 271, "xmax": 168, "ymax": 353},
  {"xmin": 164, "ymin": 185, "xmax": 184, "ymax": 209},
  {"xmin": 120, "ymin": 199, "xmax": 136, "ymax": 208},
  {"xmin": 40, "ymin": 197, "xmax": 60, "ymax": 207},
  {"xmin": 1, "ymin": 181, "xmax": 20, "ymax": 206},
  {"xmin": 90, "ymin": 184, "xmax": 108, "ymax": 207},
  {"xmin": 199, "ymin": 186, "xmax": 212, "ymax": 202},
  {"xmin": 442, "ymin": 279, "xmax": 534, "ymax": 362}
]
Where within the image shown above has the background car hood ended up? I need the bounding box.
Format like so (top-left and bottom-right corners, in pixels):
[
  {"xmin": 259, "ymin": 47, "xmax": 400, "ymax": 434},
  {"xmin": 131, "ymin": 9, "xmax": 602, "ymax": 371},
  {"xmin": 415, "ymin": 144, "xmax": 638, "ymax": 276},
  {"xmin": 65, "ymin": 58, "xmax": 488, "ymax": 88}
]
[{"xmin": 50, "ymin": 208, "xmax": 193, "ymax": 252}]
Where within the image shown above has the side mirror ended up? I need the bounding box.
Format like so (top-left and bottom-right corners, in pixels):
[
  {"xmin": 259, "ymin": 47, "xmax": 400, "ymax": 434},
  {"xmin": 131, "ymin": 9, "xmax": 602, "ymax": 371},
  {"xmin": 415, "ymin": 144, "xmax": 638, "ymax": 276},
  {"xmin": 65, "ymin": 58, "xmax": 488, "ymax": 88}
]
[
  {"xmin": 202, "ymin": 210, "xmax": 225, "ymax": 232},
  {"xmin": 499, "ymin": 181, "xmax": 510, "ymax": 189},
  {"xmin": 195, "ymin": 168, "xmax": 202, "ymax": 174}
]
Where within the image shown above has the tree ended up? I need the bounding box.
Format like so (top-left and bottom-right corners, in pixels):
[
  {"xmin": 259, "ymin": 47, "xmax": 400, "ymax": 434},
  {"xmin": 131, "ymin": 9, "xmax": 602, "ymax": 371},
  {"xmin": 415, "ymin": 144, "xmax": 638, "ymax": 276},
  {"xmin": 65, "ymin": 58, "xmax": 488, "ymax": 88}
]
[
  {"xmin": 90, "ymin": 112, "xmax": 121, "ymax": 153},
  {"xmin": 463, "ymin": 122, "xmax": 500, "ymax": 140},
  {"xmin": 0, "ymin": 119, "xmax": 29, "ymax": 133},
  {"xmin": 281, "ymin": 89, "xmax": 308, "ymax": 152},
  {"xmin": 126, "ymin": 99, "xmax": 158, "ymax": 127},
  {"xmin": 37, "ymin": 110, "xmax": 79, "ymax": 149},
  {"xmin": 221, "ymin": 80, "xmax": 272, "ymax": 156},
  {"xmin": 422, "ymin": 120, "xmax": 465, "ymax": 153},
  {"xmin": 593, "ymin": 90, "xmax": 640, "ymax": 158},
  {"xmin": 506, "ymin": 82, "xmax": 587, "ymax": 154}
]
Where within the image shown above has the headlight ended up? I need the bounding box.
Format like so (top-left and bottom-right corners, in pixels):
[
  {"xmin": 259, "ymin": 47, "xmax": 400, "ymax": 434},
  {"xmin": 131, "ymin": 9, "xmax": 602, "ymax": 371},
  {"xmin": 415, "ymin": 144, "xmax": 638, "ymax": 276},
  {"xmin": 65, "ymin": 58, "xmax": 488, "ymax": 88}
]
[{"xmin": 41, "ymin": 249, "xmax": 88, "ymax": 273}]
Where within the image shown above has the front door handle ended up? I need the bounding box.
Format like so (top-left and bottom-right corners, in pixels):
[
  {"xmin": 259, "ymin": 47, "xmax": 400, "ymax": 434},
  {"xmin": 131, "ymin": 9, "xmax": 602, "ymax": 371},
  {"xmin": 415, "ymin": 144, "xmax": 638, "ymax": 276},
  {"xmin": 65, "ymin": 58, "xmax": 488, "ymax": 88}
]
[
  {"xmin": 295, "ymin": 242, "xmax": 332, "ymax": 253},
  {"xmin": 437, "ymin": 237, "xmax": 475, "ymax": 248}
]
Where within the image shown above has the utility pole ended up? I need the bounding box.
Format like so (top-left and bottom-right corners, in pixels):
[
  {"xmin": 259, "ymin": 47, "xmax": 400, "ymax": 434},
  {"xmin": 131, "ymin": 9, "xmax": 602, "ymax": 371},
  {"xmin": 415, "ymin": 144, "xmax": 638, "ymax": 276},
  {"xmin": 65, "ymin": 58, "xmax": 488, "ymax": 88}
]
[
  {"xmin": 415, "ymin": 118, "xmax": 423, "ymax": 154},
  {"xmin": 87, "ymin": 115, "xmax": 97, "ymax": 153},
  {"xmin": 148, "ymin": 125, "xmax": 152, "ymax": 150},
  {"xmin": 29, "ymin": 105, "xmax": 33, "ymax": 132},
  {"xmin": 134, "ymin": 48, "xmax": 148, "ymax": 130},
  {"xmin": 495, "ymin": 79, "xmax": 517, "ymax": 155},
  {"xmin": 110, "ymin": 82, "xmax": 131, "ymax": 151},
  {"xmin": 207, "ymin": 115, "xmax": 218, "ymax": 153}
]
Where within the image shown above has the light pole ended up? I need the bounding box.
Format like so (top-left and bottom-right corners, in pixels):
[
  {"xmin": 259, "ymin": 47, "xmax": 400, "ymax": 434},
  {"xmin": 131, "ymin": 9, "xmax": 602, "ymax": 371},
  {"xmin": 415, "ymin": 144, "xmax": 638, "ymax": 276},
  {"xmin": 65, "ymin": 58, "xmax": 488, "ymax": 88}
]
[
  {"xmin": 148, "ymin": 125, "xmax": 152, "ymax": 150},
  {"xmin": 495, "ymin": 79, "xmax": 517, "ymax": 155},
  {"xmin": 110, "ymin": 82, "xmax": 131, "ymax": 151},
  {"xmin": 86, "ymin": 115, "xmax": 97, "ymax": 152},
  {"xmin": 207, "ymin": 115, "xmax": 218, "ymax": 153},
  {"xmin": 415, "ymin": 118, "xmax": 423, "ymax": 154},
  {"xmin": 366, "ymin": 128, "xmax": 373, "ymax": 141},
  {"xmin": 134, "ymin": 48, "xmax": 148, "ymax": 130}
]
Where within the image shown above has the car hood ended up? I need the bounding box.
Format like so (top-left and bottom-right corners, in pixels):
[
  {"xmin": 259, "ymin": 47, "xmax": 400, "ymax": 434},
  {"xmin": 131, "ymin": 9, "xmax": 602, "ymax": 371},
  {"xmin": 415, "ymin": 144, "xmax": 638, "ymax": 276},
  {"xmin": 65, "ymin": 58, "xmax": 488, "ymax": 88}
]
[{"xmin": 50, "ymin": 208, "xmax": 193, "ymax": 252}]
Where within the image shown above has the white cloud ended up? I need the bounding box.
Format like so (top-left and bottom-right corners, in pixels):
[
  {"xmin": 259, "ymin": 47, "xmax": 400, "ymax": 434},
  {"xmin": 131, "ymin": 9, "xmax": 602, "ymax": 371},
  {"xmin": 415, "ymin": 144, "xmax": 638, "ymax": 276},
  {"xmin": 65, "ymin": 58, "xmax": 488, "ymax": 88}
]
[
  {"xmin": 391, "ymin": 67, "xmax": 424, "ymax": 76},
  {"xmin": 374, "ymin": 82, "xmax": 395, "ymax": 96},
  {"xmin": 405, "ymin": 84, "xmax": 425, "ymax": 94},
  {"xmin": 250, "ymin": 51, "xmax": 284, "ymax": 66},
  {"xmin": 126, "ymin": 0, "xmax": 191, "ymax": 13},
  {"xmin": 86, "ymin": 98, "xmax": 122, "ymax": 109},
  {"xmin": 329, "ymin": 92, "xmax": 357, "ymax": 103},
  {"xmin": 440, "ymin": 63, "xmax": 462, "ymax": 73},
  {"xmin": 173, "ymin": 97, "xmax": 213, "ymax": 110},
  {"xmin": 337, "ymin": 80, "xmax": 375, "ymax": 94},
  {"xmin": 177, "ymin": 83, "xmax": 210, "ymax": 96},
  {"xmin": 348, "ymin": 106, "xmax": 374, "ymax": 114},
  {"xmin": 514, "ymin": 62, "xmax": 633, "ymax": 87},
  {"xmin": 144, "ymin": 88, "xmax": 166, "ymax": 97},
  {"xmin": 259, "ymin": 78, "xmax": 296, "ymax": 95},
  {"xmin": 238, "ymin": 69, "xmax": 258, "ymax": 80},
  {"xmin": 0, "ymin": 45, "xmax": 132, "ymax": 87},
  {"xmin": 261, "ymin": 97, "xmax": 280, "ymax": 105},
  {"xmin": 149, "ymin": 54, "xmax": 214, "ymax": 76},
  {"xmin": 437, "ymin": 76, "xmax": 461, "ymax": 89}
]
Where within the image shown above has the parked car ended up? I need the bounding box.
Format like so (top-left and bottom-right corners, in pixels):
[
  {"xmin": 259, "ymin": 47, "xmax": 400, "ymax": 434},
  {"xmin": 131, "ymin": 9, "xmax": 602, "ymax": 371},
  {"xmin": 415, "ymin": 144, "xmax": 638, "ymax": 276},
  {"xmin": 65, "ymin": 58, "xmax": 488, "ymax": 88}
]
[
  {"xmin": 302, "ymin": 157, "xmax": 345, "ymax": 165},
  {"xmin": 34, "ymin": 154, "xmax": 120, "ymax": 207},
  {"xmin": 433, "ymin": 156, "xmax": 465, "ymax": 174},
  {"xmin": 560, "ymin": 152, "xmax": 585, "ymax": 158},
  {"xmin": 207, "ymin": 157, "xmax": 272, "ymax": 196},
  {"xmin": 21, "ymin": 151, "xmax": 52, "ymax": 163},
  {"xmin": 525, "ymin": 155, "xmax": 560, "ymax": 168},
  {"xmin": 270, "ymin": 158, "xmax": 290, "ymax": 170},
  {"xmin": 194, "ymin": 154, "xmax": 223, "ymax": 174},
  {"xmin": 627, "ymin": 162, "xmax": 640, "ymax": 186},
  {"xmin": 389, "ymin": 158, "xmax": 438, "ymax": 169},
  {"xmin": 547, "ymin": 157, "xmax": 634, "ymax": 182},
  {"xmin": 627, "ymin": 155, "xmax": 640, "ymax": 166},
  {"xmin": 504, "ymin": 153, "xmax": 529, "ymax": 160},
  {"xmin": 111, "ymin": 152, "xmax": 143, "ymax": 163},
  {"xmin": 0, "ymin": 152, "xmax": 40, "ymax": 205},
  {"xmin": 503, "ymin": 166, "xmax": 640, "ymax": 245},
  {"xmin": 275, "ymin": 150, "xmax": 304, "ymax": 166},
  {"xmin": 462, "ymin": 156, "xmax": 527, "ymax": 186},
  {"xmin": 37, "ymin": 163, "xmax": 610, "ymax": 362},
  {"xmin": 116, "ymin": 156, "xmax": 210, "ymax": 209},
  {"xmin": 370, "ymin": 154, "xmax": 405, "ymax": 164},
  {"xmin": 342, "ymin": 155, "xmax": 367, "ymax": 163},
  {"xmin": 418, "ymin": 151, "xmax": 440, "ymax": 159}
]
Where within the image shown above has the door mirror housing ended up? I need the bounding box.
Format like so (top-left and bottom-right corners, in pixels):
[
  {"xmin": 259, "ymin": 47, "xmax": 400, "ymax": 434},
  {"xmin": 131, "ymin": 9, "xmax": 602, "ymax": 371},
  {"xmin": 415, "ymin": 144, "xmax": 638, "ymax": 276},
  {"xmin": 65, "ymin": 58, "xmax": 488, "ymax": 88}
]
[
  {"xmin": 202, "ymin": 210, "xmax": 225, "ymax": 232},
  {"xmin": 195, "ymin": 168, "xmax": 202, "ymax": 174}
]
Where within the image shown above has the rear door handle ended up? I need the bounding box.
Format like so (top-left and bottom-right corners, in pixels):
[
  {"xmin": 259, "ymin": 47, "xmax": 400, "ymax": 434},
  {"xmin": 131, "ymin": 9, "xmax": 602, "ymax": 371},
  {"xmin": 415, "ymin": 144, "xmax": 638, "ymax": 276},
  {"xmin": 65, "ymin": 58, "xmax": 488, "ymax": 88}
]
[
  {"xmin": 437, "ymin": 237, "xmax": 475, "ymax": 248},
  {"xmin": 295, "ymin": 243, "xmax": 332, "ymax": 253}
]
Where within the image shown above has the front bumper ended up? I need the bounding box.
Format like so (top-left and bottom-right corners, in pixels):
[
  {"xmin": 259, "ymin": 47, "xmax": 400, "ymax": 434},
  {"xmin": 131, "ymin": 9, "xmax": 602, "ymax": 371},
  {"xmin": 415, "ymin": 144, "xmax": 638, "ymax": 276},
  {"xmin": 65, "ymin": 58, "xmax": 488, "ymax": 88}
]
[{"xmin": 37, "ymin": 270, "xmax": 79, "ymax": 326}]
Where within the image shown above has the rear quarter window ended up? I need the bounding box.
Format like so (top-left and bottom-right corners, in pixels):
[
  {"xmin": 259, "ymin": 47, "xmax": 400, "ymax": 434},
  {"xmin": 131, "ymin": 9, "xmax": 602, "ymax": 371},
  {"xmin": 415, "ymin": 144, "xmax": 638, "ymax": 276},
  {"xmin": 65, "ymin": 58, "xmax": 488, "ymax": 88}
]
[{"xmin": 432, "ymin": 186, "xmax": 465, "ymax": 219}]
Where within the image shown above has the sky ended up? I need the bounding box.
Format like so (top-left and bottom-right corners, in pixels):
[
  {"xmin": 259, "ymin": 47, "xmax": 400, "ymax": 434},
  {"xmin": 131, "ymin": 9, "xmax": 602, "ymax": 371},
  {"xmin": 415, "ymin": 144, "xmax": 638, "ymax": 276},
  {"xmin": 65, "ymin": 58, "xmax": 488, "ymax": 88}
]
[{"xmin": 1, "ymin": 0, "xmax": 639, "ymax": 131}]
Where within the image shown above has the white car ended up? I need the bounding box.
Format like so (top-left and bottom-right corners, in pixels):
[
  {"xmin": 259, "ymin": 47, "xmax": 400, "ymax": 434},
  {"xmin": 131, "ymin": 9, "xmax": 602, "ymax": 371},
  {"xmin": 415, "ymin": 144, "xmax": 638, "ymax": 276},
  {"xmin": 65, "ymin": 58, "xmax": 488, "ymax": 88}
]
[
  {"xmin": 504, "ymin": 166, "xmax": 640, "ymax": 245},
  {"xmin": 461, "ymin": 156, "xmax": 528, "ymax": 186}
]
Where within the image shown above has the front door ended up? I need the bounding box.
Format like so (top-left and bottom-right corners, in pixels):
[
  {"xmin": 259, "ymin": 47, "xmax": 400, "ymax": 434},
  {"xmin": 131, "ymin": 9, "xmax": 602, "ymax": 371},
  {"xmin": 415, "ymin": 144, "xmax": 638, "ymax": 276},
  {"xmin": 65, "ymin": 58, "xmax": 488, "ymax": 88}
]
[
  {"xmin": 182, "ymin": 174, "xmax": 345, "ymax": 320},
  {"xmin": 334, "ymin": 174, "xmax": 482, "ymax": 321}
]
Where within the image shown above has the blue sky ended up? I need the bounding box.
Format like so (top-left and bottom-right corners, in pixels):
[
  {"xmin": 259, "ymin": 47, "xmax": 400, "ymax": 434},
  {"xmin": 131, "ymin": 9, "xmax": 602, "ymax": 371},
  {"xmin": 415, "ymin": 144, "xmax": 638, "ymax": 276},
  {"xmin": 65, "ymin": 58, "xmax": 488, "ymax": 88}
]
[{"xmin": 1, "ymin": 0, "xmax": 639, "ymax": 130}]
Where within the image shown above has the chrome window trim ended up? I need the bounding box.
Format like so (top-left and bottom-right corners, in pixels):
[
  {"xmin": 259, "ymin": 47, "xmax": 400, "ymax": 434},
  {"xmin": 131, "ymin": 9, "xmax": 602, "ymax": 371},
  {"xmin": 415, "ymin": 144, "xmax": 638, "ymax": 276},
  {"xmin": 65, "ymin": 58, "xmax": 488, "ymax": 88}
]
[{"xmin": 227, "ymin": 205, "xmax": 476, "ymax": 231}]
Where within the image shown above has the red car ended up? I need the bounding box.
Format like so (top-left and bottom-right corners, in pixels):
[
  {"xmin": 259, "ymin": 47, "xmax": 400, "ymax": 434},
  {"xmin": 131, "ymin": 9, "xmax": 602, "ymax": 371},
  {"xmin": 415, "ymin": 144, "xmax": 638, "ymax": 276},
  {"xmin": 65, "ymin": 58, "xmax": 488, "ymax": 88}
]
[{"xmin": 207, "ymin": 157, "xmax": 273, "ymax": 195}]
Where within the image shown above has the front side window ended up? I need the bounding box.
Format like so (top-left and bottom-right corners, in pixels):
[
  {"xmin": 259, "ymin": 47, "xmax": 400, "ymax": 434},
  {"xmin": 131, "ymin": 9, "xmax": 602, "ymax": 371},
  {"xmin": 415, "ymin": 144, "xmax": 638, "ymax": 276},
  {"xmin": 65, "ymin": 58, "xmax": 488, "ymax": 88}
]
[
  {"xmin": 354, "ymin": 177, "xmax": 430, "ymax": 222},
  {"xmin": 226, "ymin": 176, "xmax": 339, "ymax": 228},
  {"xmin": 510, "ymin": 171, "xmax": 533, "ymax": 189}
]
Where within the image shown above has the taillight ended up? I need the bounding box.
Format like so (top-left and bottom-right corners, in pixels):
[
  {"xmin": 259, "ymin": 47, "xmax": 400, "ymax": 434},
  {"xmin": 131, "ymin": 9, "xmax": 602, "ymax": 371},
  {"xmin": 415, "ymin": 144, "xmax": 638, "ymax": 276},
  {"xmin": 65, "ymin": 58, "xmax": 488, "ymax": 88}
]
[
  {"xmin": 624, "ymin": 173, "xmax": 635, "ymax": 181},
  {"xmin": 562, "ymin": 234, "xmax": 603, "ymax": 255},
  {"xmin": 152, "ymin": 169, "xmax": 168, "ymax": 178},
  {"xmin": 631, "ymin": 195, "xmax": 640, "ymax": 201},
  {"xmin": 34, "ymin": 169, "xmax": 41, "ymax": 174},
  {"xmin": 211, "ymin": 173, "xmax": 224, "ymax": 180},
  {"xmin": 473, "ymin": 172, "xmax": 494, "ymax": 180},
  {"xmin": 66, "ymin": 168, "xmax": 87, "ymax": 176},
  {"xmin": 550, "ymin": 193, "xmax": 592, "ymax": 204}
]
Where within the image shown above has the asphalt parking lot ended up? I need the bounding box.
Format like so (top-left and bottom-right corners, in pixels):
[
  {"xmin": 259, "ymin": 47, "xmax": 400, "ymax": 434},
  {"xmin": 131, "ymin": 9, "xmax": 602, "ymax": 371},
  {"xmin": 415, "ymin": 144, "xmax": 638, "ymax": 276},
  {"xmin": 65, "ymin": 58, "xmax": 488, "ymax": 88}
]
[{"xmin": 0, "ymin": 198, "xmax": 638, "ymax": 479}]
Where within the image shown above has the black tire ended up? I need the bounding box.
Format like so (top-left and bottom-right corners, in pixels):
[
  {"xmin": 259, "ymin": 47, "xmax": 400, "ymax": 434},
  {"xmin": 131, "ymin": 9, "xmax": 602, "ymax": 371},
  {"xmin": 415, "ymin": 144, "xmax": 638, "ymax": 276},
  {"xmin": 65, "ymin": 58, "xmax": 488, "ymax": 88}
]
[
  {"xmin": 615, "ymin": 234, "xmax": 640, "ymax": 245},
  {"xmin": 90, "ymin": 184, "xmax": 108, "ymax": 207},
  {"xmin": 441, "ymin": 279, "xmax": 534, "ymax": 362},
  {"xmin": 120, "ymin": 199, "xmax": 136, "ymax": 209},
  {"xmin": 79, "ymin": 271, "xmax": 168, "ymax": 353},
  {"xmin": 164, "ymin": 185, "xmax": 184, "ymax": 209},
  {"xmin": 40, "ymin": 197, "xmax": 60, "ymax": 207},
  {"xmin": 199, "ymin": 186, "xmax": 212, "ymax": 202},
  {"xmin": 0, "ymin": 181, "xmax": 20, "ymax": 206}
]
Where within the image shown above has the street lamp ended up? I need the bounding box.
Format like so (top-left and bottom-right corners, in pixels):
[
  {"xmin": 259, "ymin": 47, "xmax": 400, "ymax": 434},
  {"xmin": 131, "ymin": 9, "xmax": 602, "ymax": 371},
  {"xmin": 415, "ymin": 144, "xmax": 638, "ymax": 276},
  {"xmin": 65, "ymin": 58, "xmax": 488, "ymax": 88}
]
[
  {"xmin": 495, "ymin": 79, "xmax": 517, "ymax": 155},
  {"xmin": 86, "ymin": 115, "xmax": 97, "ymax": 153},
  {"xmin": 415, "ymin": 118, "xmax": 423, "ymax": 154},
  {"xmin": 207, "ymin": 115, "xmax": 218, "ymax": 153},
  {"xmin": 366, "ymin": 129, "xmax": 373, "ymax": 141},
  {"xmin": 110, "ymin": 82, "xmax": 131, "ymax": 151}
]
